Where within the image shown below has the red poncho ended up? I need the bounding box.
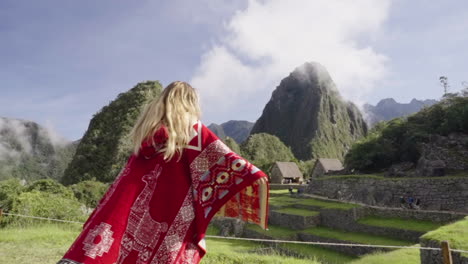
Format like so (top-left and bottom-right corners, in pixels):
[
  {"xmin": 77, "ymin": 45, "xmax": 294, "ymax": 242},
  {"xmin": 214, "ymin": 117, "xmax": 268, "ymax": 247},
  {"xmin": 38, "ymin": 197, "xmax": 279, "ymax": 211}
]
[{"xmin": 58, "ymin": 122, "xmax": 269, "ymax": 264}]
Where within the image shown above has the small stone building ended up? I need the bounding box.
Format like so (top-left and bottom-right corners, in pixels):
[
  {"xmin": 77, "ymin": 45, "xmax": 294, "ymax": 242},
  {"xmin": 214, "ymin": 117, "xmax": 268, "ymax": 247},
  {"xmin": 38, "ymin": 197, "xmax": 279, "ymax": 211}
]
[
  {"xmin": 270, "ymin": 162, "xmax": 303, "ymax": 184},
  {"xmin": 311, "ymin": 158, "xmax": 344, "ymax": 178}
]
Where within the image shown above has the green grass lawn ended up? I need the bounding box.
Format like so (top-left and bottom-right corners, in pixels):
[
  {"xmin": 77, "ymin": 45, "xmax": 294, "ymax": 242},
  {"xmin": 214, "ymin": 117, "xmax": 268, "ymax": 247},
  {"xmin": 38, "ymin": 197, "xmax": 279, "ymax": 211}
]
[
  {"xmin": 269, "ymin": 191, "xmax": 360, "ymax": 210},
  {"xmin": 270, "ymin": 189, "xmax": 290, "ymax": 196},
  {"xmin": 275, "ymin": 207, "xmax": 320, "ymax": 217},
  {"xmin": 204, "ymin": 238, "xmax": 320, "ymax": 264},
  {"xmin": 245, "ymin": 224, "xmax": 356, "ymax": 264},
  {"xmin": 302, "ymin": 226, "xmax": 413, "ymax": 246},
  {"xmin": 422, "ymin": 216, "xmax": 468, "ymax": 257},
  {"xmin": 297, "ymin": 198, "xmax": 360, "ymax": 210},
  {"xmin": 0, "ymin": 223, "xmax": 321, "ymax": 264},
  {"xmin": 246, "ymin": 223, "xmax": 299, "ymax": 239},
  {"xmin": 269, "ymin": 195, "xmax": 297, "ymax": 207},
  {"xmin": 357, "ymin": 216, "xmax": 444, "ymax": 232},
  {"xmin": 349, "ymin": 246, "xmax": 420, "ymax": 264},
  {"xmin": 281, "ymin": 243, "xmax": 357, "ymax": 264},
  {"xmin": 0, "ymin": 223, "xmax": 81, "ymax": 264}
]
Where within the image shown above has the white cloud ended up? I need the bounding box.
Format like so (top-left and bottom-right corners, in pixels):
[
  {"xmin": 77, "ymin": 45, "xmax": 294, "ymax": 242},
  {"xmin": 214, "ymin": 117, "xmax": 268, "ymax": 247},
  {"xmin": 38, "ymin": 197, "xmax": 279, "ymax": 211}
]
[
  {"xmin": 0, "ymin": 117, "xmax": 32, "ymax": 158},
  {"xmin": 0, "ymin": 117, "xmax": 70, "ymax": 161},
  {"xmin": 43, "ymin": 120, "xmax": 69, "ymax": 147},
  {"xmin": 191, "ymin": 0, "xmax": 392, "ymax": 123}
]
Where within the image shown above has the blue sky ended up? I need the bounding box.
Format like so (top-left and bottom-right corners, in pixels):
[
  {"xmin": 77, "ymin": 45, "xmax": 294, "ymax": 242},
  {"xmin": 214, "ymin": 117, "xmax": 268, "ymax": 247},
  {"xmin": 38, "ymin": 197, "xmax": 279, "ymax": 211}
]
[{"xmin": 1, "ymin": 0, "xmax": 467, "ymax": 140}]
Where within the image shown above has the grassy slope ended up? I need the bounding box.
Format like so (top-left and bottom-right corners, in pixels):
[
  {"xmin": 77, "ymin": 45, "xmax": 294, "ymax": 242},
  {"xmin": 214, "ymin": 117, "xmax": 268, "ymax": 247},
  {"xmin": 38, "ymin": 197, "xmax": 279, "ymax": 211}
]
[
  {"xmin": 0, "ymin": 223, "xmax": 81, "ymax": 264},
  {"xmin": 245, "ymin": 224, "xmax": 356, "ymax": 264},
  {"xmin": 422, "ymin": 216, "xmax": 468, "ymax": 257},
  {"xmin": 275, "ymin": 207, "xmax": 319, "ymax": 216},
  {"xmin": 296, "ymin": 198, "xmax": 360, "ymax": 210},
  {"xmin": 246, "ymin": 224, "xmax": 299, "ymax": 239},
  {"xmin": 349, "ymin": 246, "xmax": 420, "ymax": 264},
  {"xmin": 203, "ymin": 239, "xmax": 320, "ymax": 264},
  {"xmin": 270, "ymin": 190, "xmax": 360, "ymax": 210},
  {"xmin": 0, "ymin": 224, "xmax": 321, "ymax": 264},
  {"xmin": 358, "ymin": 216, "xmax": 443, "ymax": 232},
  {"xmin": 302, "ymin": 227, "xmax": 413, "ymax": 247}
]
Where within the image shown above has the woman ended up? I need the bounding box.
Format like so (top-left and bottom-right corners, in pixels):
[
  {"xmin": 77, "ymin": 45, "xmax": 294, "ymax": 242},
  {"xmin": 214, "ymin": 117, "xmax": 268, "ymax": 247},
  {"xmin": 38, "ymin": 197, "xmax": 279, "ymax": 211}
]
[{"xmin": 57, "ymin": 81, "xmax": 269, "ymax": 264}]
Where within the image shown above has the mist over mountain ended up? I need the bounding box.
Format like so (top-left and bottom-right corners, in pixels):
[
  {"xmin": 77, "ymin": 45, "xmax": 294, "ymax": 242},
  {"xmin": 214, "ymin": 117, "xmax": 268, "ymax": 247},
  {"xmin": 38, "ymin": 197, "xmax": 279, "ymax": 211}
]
[
  {"xmin": 251, "ymin": 62, "xmax": 367, "ymax": 160},
  {"xmin": 0, "ymin": 117, "xmax": 76, "ymax": 182},
  {"xmin": 364, "ymin": 98, "xmax": 438, "ymax": 126}
]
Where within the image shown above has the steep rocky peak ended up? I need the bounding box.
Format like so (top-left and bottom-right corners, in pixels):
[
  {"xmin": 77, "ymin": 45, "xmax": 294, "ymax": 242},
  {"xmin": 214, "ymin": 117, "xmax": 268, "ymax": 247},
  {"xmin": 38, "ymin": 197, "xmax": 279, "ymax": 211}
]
[{"xmin": 251, "ymin": 62, "xmax": 367, "ymax": 160}]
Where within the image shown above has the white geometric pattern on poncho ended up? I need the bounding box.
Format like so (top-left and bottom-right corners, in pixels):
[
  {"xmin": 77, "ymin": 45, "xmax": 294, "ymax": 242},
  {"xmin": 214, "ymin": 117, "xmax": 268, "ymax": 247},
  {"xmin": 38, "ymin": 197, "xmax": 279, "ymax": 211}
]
[{"xmin": 82, "ymin": 222, "xmax": 114, "ymax": 259}]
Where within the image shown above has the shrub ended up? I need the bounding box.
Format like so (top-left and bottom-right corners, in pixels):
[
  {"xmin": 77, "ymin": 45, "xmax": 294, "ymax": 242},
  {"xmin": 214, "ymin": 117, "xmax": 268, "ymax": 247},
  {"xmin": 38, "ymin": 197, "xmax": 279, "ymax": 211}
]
[
  {"xmin": 241, "ymin": 133, "xmax": 296, "ymax": 173},
  {"xmin": 69, "ymin": 180, "xmax": 109, "ymax": 208},
  {"xmin": 9, "ymin": 191, "xmax": 87, "ymax": 226},
  {"xmin": 26, "ymin": 179, "xmax": 75, "ymax": 199},
  {"xmin": 223, "ymin": 137, "xmax": 242, "ymax": 155},
  {"xmin": 0, "ymin": 178, "xmax": 25, "ymax": 211}
]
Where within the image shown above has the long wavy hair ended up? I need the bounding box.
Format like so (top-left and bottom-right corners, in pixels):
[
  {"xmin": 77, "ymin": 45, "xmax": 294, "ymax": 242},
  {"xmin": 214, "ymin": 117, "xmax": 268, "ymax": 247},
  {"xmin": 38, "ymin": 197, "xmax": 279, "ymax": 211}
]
[{"xmin": 130, "ymin": 81, "xmax": 201, "ymax": 160}]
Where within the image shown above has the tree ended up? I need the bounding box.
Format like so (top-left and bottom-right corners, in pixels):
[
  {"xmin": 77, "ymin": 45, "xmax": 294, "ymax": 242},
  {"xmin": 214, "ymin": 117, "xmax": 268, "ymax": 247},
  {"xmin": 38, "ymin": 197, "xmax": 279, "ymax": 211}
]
[
  {"xmin": 240, "ymin": 133, "xmax": 296, "ymax": 173},
  {"xmin": 440, "ymin": 76, "xmax": 450, "ymax": 96}
]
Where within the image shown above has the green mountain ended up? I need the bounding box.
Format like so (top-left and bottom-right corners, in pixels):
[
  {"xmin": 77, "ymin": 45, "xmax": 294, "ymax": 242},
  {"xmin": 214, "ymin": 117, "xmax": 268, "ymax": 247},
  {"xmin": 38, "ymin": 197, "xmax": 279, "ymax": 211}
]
[
  {"xmin": 61, "ymin": 81, "xmax": 163, "ymax": 185},
  {"xmin": 251, "ymin": 62, "xmax": 368, "ymax": 161},
  {"xmin": 0, "ymin": 117, "xmax": 76, "ymax": 182},
  {"xmin": 364, "ymin": 98, "xmax": 438, "ymax": 126},
  {"xmin": 345, "ymin": 96, "xmax": 468, "ymax": 175},
  {"xmin": 208, "ymin": 120, "xmax": 254, "ymax": 143},
  {"xmin": 208, "ymin": 123, "xmax": 226, "ymax": 140}
]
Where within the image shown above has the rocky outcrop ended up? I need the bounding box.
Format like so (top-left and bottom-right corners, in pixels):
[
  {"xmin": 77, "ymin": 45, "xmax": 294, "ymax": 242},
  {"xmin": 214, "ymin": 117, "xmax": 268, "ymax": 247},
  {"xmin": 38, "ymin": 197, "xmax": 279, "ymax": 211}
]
[
  {"xmin": 62, "ymin": 81, "xmax": 162, "ymax": 185},
  {"xmin": 364, "ymin": 98, "xmax": 437, "ymax": 126},
  {"xmin": 251, "ymin": 62, "xmax": 367, "ymax": 160},
  {"xmin": 383, "ymin": 133, "xmax": 468, "ymax": 177},
  {"xmin": 417, "ymin": 133, "xmax": 468, "ymax": 176}
]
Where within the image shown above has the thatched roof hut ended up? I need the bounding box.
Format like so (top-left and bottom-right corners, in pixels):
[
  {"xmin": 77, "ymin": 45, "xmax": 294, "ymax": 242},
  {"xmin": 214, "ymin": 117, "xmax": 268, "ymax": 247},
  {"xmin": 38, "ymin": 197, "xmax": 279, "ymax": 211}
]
[
  {"xmin": 270, "ymin": 162, "xmax": 303, "ymax": 184},
  {"xmin": 311, "ymin": 158, "xmax": 344, "ymax": 178}
]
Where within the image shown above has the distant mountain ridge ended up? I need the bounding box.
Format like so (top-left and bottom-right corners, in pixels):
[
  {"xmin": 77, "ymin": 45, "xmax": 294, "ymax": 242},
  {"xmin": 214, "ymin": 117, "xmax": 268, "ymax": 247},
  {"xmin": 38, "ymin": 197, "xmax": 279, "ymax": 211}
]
[
  {"xmin": 251, "ymin": 62, "xmax": 367, "ymax": 160},
  {"xmin": 208, "ymin": 120, "xmax": 254, "ymax": 143},
  {"xmin": 364, "ymin": 98, "xmax": 438, "ymax": 125},
  {"xmin": 0, "ymin": 117, "xmax": 76, "ymax": 181}
]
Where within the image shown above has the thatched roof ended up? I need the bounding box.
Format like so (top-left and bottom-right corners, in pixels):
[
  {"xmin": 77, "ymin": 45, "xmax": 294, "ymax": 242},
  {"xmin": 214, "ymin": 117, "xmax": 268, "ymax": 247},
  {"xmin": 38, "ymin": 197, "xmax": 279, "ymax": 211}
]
[
  {"xmin": 317, "ymin": 158, "xmax": 344, "ymax": 172},
  {"xmin": 273, "ymin": 162, "xmax": 303, "ymax": 179}
]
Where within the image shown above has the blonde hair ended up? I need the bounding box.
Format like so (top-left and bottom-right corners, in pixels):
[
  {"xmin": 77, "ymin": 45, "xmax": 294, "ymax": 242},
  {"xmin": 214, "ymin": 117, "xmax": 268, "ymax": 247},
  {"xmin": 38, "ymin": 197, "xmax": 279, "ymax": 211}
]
[{"xmin": 130, "ymin": 81, "xmax": 201, "ymax": 160}]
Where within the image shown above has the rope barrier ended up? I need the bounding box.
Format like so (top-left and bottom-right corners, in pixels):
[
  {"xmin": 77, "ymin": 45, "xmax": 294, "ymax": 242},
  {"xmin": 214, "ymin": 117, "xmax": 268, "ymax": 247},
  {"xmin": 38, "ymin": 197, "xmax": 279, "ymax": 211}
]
[
  {"xmin": 3, "ymin": 212, "xmax": 84, "ymax": 225},
  {"xmin": 205, "ymin": 235, "xmax": 441, "ymax": 251},
  {"xmin": 3, "ymin": 211, "xmax": 468, "ymax": 254}
]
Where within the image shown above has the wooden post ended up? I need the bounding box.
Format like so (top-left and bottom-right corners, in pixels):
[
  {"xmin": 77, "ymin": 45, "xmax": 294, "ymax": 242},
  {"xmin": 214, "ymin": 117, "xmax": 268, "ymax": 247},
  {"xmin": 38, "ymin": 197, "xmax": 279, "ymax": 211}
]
[
  {"xmin": 0, "ymin": 208, "xmax": 3, "ymax": 223},
  {"xmin": 441, "ymin": 240, "xmax": 453, "ymax": 264}
]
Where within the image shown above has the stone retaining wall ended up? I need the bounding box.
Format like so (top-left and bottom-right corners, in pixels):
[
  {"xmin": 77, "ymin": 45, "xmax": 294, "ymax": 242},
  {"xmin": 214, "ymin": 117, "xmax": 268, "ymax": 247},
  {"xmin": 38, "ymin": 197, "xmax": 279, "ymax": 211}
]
[
  {"xmin": 420, "ymin": 238, "xmax": 468, "ymax": 264},
  {"xmin": 270, "ymin": 184, "xmax": 307, "ymax": 191},
  {"xmin": 307, "ymin": 177, "xmax": 468, "ymax": 212},
  {"xmin": 313, "ymin": 208, "xmax": 421, "ymax": 242},
  {"xmin": 269, "ymin": 210, "xmax": 320, "ymax": 230},
  {"xmin": 210, "ymin": 217, "xmax": 245, "ymax": 237},
  {"xmin": 295, "ymin": 206, "xmax": 462, "ymax": 242},
  {"xmin": 364, "ymin": 207, "xmax": 465, "ymax": 223}
]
